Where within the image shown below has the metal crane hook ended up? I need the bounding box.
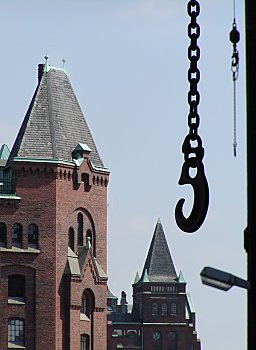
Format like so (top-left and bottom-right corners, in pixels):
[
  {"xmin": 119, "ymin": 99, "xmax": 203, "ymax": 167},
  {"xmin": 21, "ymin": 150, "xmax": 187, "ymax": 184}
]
[{"xmin": 175, "ymin": 157, "xmax": 209, "ymax": 233}]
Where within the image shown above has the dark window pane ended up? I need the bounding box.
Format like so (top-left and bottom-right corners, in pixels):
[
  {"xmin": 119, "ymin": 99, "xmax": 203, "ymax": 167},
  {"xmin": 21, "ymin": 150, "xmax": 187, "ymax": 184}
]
[
  {"xmin": 28, "ymin": 224, "xmax": 38, "ymax": 248},
  {"xmin": 0, "ymin": 222, "xmax": 7, "ymax": 247},
  {"xmin": 78, "ymin": 213, "xmax": 83, "ymax": 246},
  {"xmin": 8, "ymin": 275, "xmax": 25, "ymax": 298},
  {"xmin": 12, "ymin": 223, "xmax": 22, "ymax": 247},
  {"xmin": 80, "ymin": 334, "xmax": 89, "ymax": 350},
  {"xmin": 69, "ymin": 227, "xmax": 75, "ymax": 251}
]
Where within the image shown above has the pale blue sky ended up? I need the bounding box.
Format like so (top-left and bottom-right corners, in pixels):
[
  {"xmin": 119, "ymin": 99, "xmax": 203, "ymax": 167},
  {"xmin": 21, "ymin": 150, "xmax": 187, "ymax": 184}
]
[{"xmin": 0, "ymin": 1, "xmax": 246, "ymax": 349}]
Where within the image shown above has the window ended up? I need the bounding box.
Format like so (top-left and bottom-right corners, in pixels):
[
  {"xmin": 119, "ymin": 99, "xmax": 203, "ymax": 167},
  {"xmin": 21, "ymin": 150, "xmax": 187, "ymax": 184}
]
[
  {"xmin": 12, "ymin": 223, "xmax": 22, "ymax": 248},
  {"xmin": 171, "ymin": 303, "xmax": 177, "ymax": 316},
  {"xmin": 112, "ymin": 329, "xmax": 122, "ymax": 337},
  {"xmin": 161, "ymin": 303, "xmax": 167, "ymax": 316},
  {"xmin": 152, "ymin": 303, "xmax": 158, "ymax": 316},
  {"xmin": 80, "ymin": 289, "xmax": 94, "ymax": 320},
  {"xmin": 81, "ymin": 292, "xmax": 87, "ymax": 315},
  {"xmin": 128, "ymin": 332, "xmax": 136, "ymax": 346},
  {"xmin": 80, "ymin": 334, "xmax": 89, "ymax": 350},
  {"xmin": 68, "ymin": 227, "xmax": 75, "ymax": 251},
  {"xmin": 168, "ymin": 331, "xmax": 177, "ymax": 350},
  {"xmin": 8, "ymin": 319, "xmax": 25, "ymax": 346},
  {"xmin": 8, "ymin": 275, "xmax": 25, "ymax": 302},
  {"xmin": 0, "ymin": 222, "xmax": 7, "ymax": 247},
  {"xmin": 28, "ymin": 224, "xmax": 38, "ymax": 248},
  {"xmin": 77, "ymin": 213, "xmax": 83, "ymax": 246}
]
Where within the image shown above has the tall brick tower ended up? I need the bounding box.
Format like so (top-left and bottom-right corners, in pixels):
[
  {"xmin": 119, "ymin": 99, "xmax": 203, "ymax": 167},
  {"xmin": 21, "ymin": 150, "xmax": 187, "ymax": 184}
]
[
  {"xmin": 0, "ymin": 63, "xmax": 109, "ymax": 350},
  {"xmin": 107, "ymin": 219, "xmax": 201, "ymax": 350}
]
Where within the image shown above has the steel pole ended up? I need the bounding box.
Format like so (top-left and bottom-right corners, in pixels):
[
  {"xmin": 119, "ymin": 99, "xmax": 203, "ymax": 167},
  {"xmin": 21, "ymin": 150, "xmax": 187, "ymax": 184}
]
[{"xmin": 244, "ymin": 0, "xmax": 256, "ymax": 349}]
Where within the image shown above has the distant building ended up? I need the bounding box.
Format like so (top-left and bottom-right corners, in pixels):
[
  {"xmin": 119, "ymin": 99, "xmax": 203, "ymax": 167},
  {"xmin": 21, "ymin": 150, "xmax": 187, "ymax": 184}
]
[
  {"xmin": 107, "ymin": 219, "xmax": 201, "ymax": 350},
  {"xmin": 0, "ymin": 63, "xmax": 109, "ymax": 350}
]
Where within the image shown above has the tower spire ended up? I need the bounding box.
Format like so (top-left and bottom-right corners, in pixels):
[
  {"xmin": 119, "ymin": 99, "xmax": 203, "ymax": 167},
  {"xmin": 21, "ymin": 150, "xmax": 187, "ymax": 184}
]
[{"xmin": 140, "ymin": 219, "xmax": 177, "ymax": 283}]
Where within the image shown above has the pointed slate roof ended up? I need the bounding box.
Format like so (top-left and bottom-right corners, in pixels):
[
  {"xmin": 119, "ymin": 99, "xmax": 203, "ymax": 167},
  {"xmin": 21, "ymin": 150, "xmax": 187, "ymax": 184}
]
[
  {"xmin": 140, "ymin": 219, "xmax": 177, "ymax": 283},
  {"xmin": 9, "ymin": 64, "xmax": 104, "ymax": 168}
]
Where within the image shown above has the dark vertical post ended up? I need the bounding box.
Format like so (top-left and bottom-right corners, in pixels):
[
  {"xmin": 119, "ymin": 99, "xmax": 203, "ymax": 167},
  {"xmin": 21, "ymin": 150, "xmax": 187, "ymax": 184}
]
[{"xmin": 244, "ymin": 1, "xmax": 256, "ymax": 349}]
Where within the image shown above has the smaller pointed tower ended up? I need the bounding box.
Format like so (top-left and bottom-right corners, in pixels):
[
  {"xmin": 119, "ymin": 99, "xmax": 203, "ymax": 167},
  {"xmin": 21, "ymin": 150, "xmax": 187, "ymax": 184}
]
[{"xmin": 131, "ymin": 219, "xmax": 201, "ymax": 350}]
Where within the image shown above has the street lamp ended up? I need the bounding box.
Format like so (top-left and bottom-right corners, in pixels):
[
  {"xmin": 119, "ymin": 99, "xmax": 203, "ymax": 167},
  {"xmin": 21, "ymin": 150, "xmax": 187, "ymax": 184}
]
[{"xmin": 200, "ymin": 267, "xmax": 250, "ymax": 291}]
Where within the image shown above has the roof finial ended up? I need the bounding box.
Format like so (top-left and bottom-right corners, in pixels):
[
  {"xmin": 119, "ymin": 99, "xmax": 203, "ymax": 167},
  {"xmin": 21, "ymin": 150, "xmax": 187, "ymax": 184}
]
[
  {"xmin": 44, "ymin": 54, "xmax": 49, "ymax": 72},
  {"xmin": 62, "ymin": 58, "xmax": 66, "ymax": 68}
]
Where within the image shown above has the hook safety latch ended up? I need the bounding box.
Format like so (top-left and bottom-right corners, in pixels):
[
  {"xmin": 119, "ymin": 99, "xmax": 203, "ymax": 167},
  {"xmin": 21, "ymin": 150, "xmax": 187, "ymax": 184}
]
[{"xmin": 175, "ymin": 156, "xmax": 209, "ymax": 233}]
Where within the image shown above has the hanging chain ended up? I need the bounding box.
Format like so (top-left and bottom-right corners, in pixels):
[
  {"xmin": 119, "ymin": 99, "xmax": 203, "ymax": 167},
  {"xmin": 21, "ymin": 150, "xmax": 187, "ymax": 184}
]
[
  {"xmin": 187, "ymin": 0, "xmax": 201, "ymax": 145},
  {"xmin": 230, "ymin": 0, "xmax": 240, "ymax": 157},
  {"xmin": 175, "ymin": 0, "xmax": 209, "ymax": 233}
]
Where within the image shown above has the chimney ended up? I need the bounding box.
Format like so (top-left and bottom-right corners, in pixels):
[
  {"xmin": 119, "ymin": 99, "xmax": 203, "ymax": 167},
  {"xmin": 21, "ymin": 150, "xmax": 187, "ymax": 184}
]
[
  {"xmin": 121, "ymin": 291, "xmax": 127, "ymax": 314},
  {"xmin": 38, "ymin": 64, "xmax": 44, "ymax": 84}
]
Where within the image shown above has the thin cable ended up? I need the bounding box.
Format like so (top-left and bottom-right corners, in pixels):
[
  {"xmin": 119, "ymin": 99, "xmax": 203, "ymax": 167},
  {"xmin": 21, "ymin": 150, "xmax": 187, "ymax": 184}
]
[
  {"xmin": 230, "ymin": 0, "xmax": 239, "ymax": 157},
  {"xmin": 233, "ymin": 79, "xmax": 237, "ymax": 156}
]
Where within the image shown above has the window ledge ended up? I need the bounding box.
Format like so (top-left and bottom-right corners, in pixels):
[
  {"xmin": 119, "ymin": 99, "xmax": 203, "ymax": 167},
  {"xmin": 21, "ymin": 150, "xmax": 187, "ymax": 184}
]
[
  {"xmin": 8, "ymin": 342, "xmax": 25, "ymax": 349},
  {"xmin": 80, "ymin": 313, "xmax": 90, "ymax": 321},
  {"xmin": 8, "ymin": 297, "xmax": 25, "ymax": 305},
  {"xmin": 0, "ymin": 247, "xmax": 40, "ymax": 253}
]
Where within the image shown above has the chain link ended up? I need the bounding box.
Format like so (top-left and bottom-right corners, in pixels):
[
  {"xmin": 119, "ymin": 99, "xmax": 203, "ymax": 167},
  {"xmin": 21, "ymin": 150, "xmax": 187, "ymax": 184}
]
[{"xmin": 185, "ymin": 0, "xmax": 204, "ymax": 160}]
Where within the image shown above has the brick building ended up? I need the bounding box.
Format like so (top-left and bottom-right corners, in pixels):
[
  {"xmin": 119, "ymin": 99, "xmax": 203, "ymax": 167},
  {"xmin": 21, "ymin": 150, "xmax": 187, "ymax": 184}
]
[
  {"xmin": 0, "ymin": 62, "xmax": 201, "ymax": 350},
  {"xmin": 0, "ymin": 63, "xmax": 109, "ymax": 350},
  {"xmin": 107, "ymin": 219, "xmax": 201, "ymax": 350}
]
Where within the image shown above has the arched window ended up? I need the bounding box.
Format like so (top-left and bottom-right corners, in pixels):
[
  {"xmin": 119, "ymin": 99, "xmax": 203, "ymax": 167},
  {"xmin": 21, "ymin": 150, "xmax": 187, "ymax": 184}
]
[
  {"xmin": 80, "ymin": 289, "xmax": 95, "ymax": 320},
  {"xmin": 8, "ymin": 275, "xmax": 25, "ymax": 301},
  {"xmin": 128, "ymin": 331, "xmax": 136, "ymax": 346},
  {"xmin": 171, "ymin": 303, "xmax": 177, "ymax": 316},
  {"xmin": 8, "ymin": 319, "xmax": 25, "ymax": 346},
  {"xmin": 152, "ymin": 303, "xmax": 158, "ymax": 316},
  {"xmin": 12, "ymin": 223, "xmax": 22, "ymax": 248},
  {"xmin": 68, "ymin": 227, "xmax": 75, "ymax": 251},
  {"xmin": 0, "ymin": 222, "xmax": 7, "ymax": 247},
  {"xmin": 81, "ymin": 292, "xmax": 87, "ymax": 316},
  {"xmin": 28, "ymin": 224, "xmax": 38, "ymax": 249},
  {"xmin": 168, "ymin": 331, "xmax": 177, "ymax": 350},
  {"xmin": 80, "ymin": 334, "xmax": 90, "ymax": 350},
  {"xmin": 77, "ymin": 213, "xmax": 83, "ymax": 246},
  {"xmin": 161, "ymin": 303, "xmax": 167, "ymax": 316}
]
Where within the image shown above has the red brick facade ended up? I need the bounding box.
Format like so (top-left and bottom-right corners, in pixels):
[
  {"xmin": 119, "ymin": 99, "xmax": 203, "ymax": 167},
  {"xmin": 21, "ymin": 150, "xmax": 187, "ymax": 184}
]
[{"xmin": 0, "ymin": 65, "xmax": 109, "ymax": 350}]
